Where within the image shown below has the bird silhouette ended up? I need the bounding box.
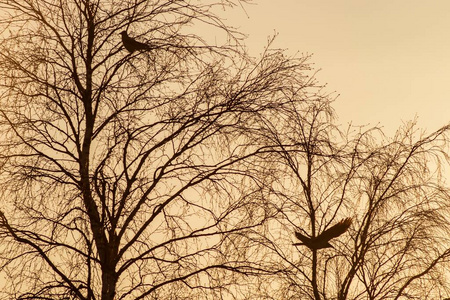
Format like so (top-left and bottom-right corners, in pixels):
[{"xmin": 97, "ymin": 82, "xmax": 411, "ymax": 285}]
[
  {"xmin": 121, "ymin": 31, "xmax": 151, "ymax": 53},
  {"xmin": 294, "ymin": 218, "xmax": 352, "ymax": 250}
]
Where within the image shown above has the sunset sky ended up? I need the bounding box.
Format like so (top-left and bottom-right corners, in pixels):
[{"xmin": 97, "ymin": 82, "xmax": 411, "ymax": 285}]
[{"xmin": 228, "ymin": 1, "xmax": 450, "ymax": 135}]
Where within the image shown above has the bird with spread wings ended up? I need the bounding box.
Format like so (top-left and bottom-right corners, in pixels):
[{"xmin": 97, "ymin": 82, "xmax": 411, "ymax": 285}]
[{"xmin": 294, "ymin": 218, "xmax": 352, "ymax": 250}]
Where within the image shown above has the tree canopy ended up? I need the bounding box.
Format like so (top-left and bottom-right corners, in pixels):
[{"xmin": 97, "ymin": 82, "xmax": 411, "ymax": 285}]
[{"xmin": 0, "ymin": 1, "xmax": 449, "ymax": 299}]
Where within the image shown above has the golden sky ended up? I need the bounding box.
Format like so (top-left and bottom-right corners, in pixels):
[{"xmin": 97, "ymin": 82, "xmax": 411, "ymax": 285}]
[{"xmin": 228, "ymin": 0, "xmax": 450, "ymax": 135}]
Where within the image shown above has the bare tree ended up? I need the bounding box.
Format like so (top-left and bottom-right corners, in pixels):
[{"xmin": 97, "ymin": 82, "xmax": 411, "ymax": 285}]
[
  {"xmin": 0, "ymin": 0, "xmax": 316, "ymax": 299},
  {"xmin": 338, "ymin": 123, "xmax": 450, "ymax": 300},
  {"xmin": 2, "ymin": 0, "xmax": 449, "ymax": 299},
  {"xmin": 244, "ymin": 94, "xmax": 450, "ymax": 300}
]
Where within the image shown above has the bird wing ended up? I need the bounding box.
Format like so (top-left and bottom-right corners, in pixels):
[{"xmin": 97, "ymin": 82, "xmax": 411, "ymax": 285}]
[
  {"xmin": 294, "ymin": 231, "xmax": 311, "ymax": 244},
  {"xmin": 131, "ymin": 39, "xmax": 150, "ymax": 50},
  {"xmin": 317, "ymin": 218, "xmax": 352, "ymax": 242}
]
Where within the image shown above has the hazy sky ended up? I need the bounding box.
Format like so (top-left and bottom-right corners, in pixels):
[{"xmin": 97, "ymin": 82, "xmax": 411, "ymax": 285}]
[{"xmin": 227, "ymin": 1, "xmax": 450, "ymax": 135}]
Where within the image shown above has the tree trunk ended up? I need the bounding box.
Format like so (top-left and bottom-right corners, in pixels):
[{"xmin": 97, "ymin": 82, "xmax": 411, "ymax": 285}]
[{"xmin": 312, "ymin": 249, "xmax": 321, "ymax": 300}]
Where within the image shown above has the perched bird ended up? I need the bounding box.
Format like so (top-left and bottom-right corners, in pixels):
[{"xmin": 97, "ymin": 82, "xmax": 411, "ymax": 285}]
[
  {"xmin": 294, "ymin": 218, "xmax": 352, "ymax": 250},
  {"xmin": 121, "ymin": 31, "xmax": 151, "ymax": 53}
]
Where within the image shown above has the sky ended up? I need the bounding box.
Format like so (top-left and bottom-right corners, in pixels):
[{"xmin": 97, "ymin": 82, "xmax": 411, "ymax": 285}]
[{"xmin": 226, "ymin": 0, "xmax": 450, "ymax": 135}]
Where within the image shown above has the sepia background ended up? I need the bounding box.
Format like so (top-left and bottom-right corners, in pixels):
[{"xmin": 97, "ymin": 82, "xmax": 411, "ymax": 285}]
[
  {"xmin": 227, "ymin": 0, "xmax": 450, "ymax": 135},
  {"xmin": 1, "ymin": 0, "xmax": 449, "ymax": 298}
]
